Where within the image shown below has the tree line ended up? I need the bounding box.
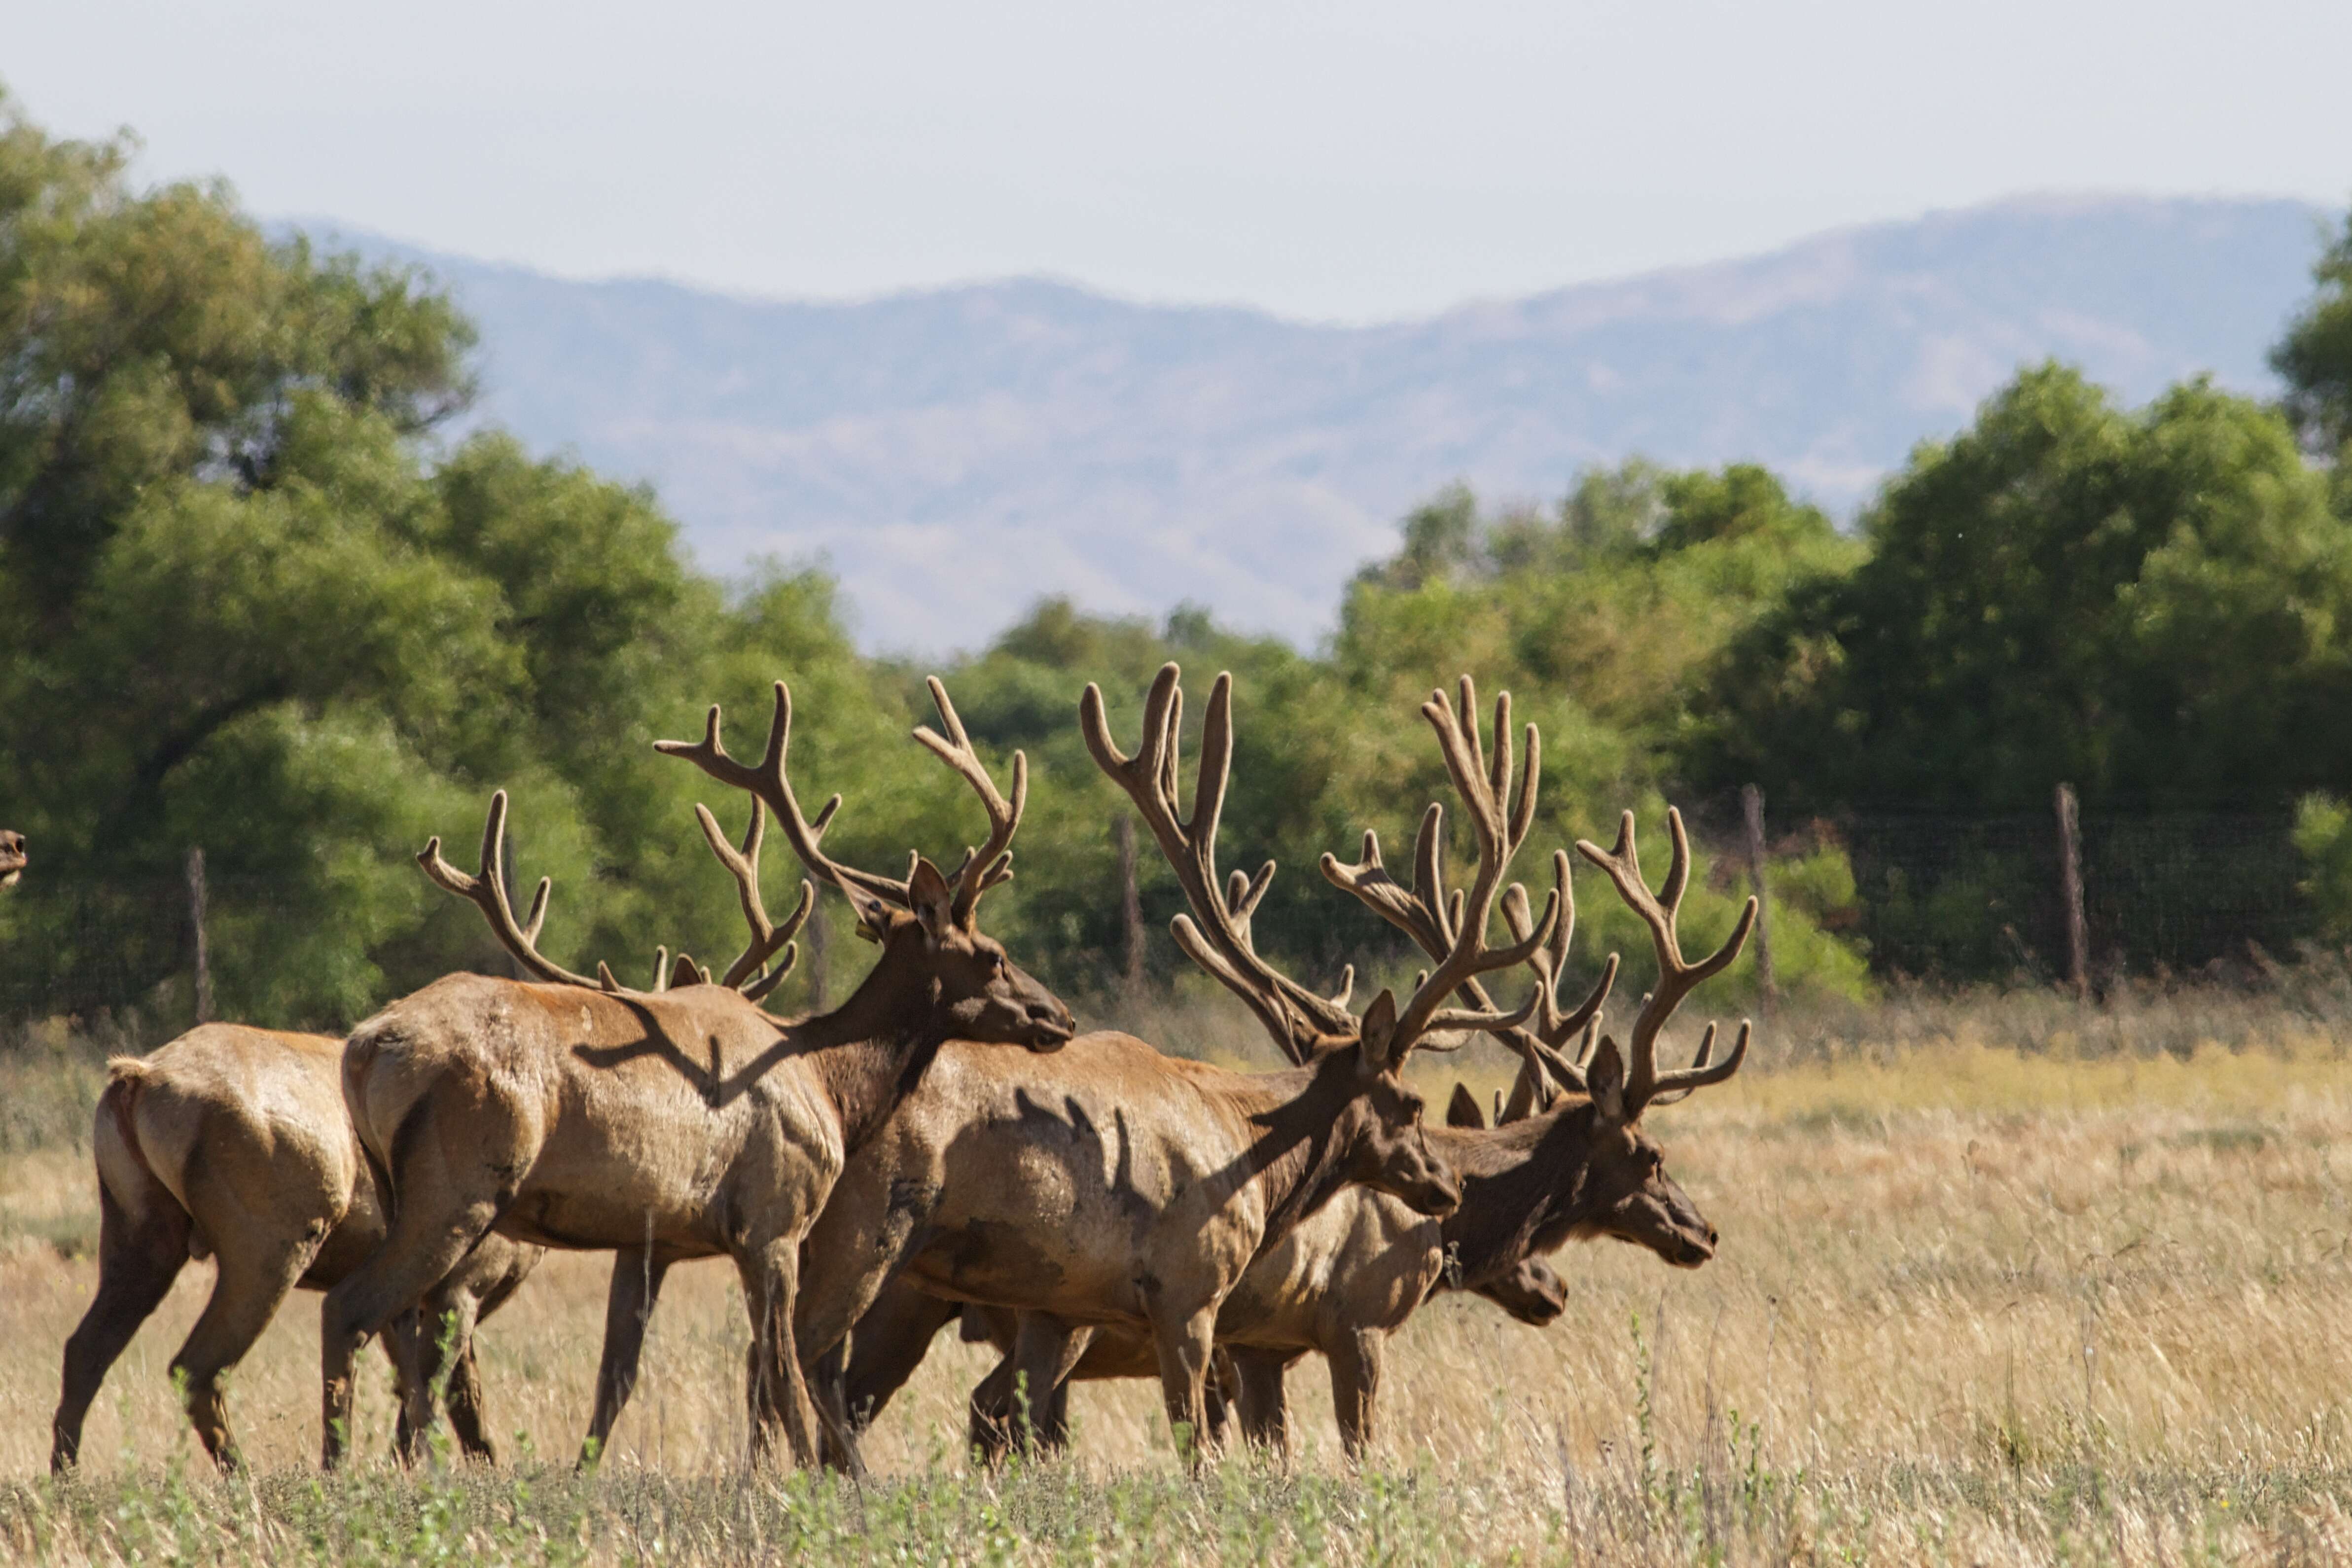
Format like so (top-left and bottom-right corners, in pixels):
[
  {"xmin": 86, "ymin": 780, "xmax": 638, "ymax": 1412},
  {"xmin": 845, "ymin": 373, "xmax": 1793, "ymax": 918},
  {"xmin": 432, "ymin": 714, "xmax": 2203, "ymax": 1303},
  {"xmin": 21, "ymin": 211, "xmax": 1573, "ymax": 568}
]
[{"xmin": 5, "ymin": 95, "xmax": 2352, "ymax": 1031}]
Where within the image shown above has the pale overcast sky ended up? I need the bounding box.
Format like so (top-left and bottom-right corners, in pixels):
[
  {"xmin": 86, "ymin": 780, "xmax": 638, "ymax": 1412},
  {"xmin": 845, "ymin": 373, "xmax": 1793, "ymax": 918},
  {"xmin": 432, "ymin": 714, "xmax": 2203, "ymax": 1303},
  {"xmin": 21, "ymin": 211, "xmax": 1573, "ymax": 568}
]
[{"xmin": 8, "ymin": 0, "xmax": 2348, "ymax": 321}]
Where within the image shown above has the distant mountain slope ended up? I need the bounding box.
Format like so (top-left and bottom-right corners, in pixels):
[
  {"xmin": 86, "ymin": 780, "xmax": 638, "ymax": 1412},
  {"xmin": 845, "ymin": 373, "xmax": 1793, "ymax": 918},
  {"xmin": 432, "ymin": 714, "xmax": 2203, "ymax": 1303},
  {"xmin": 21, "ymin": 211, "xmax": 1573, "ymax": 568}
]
[{"xmin": 303, "ymin": 196, "xmax": 2329, "ymax": 652}]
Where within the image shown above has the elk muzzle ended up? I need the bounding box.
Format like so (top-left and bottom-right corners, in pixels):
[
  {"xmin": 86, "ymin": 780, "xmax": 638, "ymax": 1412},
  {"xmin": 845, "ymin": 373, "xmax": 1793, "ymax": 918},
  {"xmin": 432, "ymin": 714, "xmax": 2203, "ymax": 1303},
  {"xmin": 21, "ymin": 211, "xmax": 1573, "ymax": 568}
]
[
  {"xmin": 1380, "ymin": 1127, "xmax": 1462, "ymax": 1218},
  {"xmin": 1477, "ymin": 1258, "xmax": 1570, "ymax": 1325},
  {"xmin": 1019, "ymin": 998, "xmax": 1076, "ymax": 1052}
]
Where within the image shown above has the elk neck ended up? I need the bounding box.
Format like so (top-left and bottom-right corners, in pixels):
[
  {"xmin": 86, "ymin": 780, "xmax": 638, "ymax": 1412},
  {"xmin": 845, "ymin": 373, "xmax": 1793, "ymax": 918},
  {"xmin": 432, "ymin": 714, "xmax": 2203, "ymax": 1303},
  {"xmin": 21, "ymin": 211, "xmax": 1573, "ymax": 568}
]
[
  {"xmin": 1427, "ymin": 1102, "xmax": 1602, "ymax": 1283},
  {"xmin": 1228, "ymin": 1051, "xmax": 1386, "ymax": 1252},
  {"xmin": 783, "ymin": 965, "xmax": 958, "ymax": 1154}
]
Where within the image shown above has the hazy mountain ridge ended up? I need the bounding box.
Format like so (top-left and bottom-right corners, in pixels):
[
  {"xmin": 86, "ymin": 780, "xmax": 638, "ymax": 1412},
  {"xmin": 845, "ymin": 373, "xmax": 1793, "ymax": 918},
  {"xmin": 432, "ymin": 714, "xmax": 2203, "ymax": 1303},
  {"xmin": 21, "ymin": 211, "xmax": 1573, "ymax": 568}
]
[{"xmin": 300, "ymin": 195, "xmax": 2329, "ymax": 652}]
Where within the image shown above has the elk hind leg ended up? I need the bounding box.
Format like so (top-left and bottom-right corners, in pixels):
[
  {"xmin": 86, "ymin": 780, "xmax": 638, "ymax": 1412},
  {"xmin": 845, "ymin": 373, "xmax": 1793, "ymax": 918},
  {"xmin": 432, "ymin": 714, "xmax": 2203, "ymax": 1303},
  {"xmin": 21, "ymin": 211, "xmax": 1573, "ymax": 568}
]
[
  {"xmin": 1011, "ymin": 1317, "xmax": 1089, "ymax": 1456},
  {"xmin": 393, "ymin": 1282, "xmax": 490, "ymax": 1465},
  {"xmin": 52, "ymin": 1180, "xmax": 191, "ymax": 1473},
  {"xmin": 1227, "ymin": 1346, "xmax": 1292, "ymax": 1459},
  {"xmin": 839, "ymin": 1280, "xmax": 964, "ymax": 1442},
  {"xmin": 319, "ymin": 1146, "xmax": 509, "ymax": 1467},
  {"xmin": 738, "ymin": 1243, "xmax": 820, "ymax": 1469},
  {"xmin": 175, "ymin": 1229, "xmax": 322, "ymax": 1472},
  {"xmin": 1327, "ymin": 1329, "xmax": 1384, "ymax": 1461},
  {"xmin": 435, "ymin": 1235, "xmax": 540, "ymax": 1463},
  {"xmin": 580, "ymin": 1245, "xmax": 671, "ymax": 1468}
]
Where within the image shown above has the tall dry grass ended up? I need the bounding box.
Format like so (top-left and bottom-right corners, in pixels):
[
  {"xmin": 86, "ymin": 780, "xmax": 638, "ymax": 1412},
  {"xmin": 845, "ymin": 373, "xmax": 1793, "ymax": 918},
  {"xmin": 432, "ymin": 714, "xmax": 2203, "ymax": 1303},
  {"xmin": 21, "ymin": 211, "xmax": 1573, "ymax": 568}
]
[{"xmin": 0, "ymin": 992, "xmax": 2348, "ymax": 1563}]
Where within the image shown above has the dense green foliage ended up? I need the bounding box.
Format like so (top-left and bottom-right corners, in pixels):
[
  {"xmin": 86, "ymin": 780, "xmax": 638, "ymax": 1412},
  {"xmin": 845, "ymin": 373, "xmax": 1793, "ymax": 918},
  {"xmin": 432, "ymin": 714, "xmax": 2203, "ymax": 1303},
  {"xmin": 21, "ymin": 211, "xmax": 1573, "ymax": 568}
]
[
  {"xmin": 1694, "ymin": 366, "xmax": 2352, "ymax": 813},
  {"xmin": 4, "ymin": 94, "xmax": 2350, "ymax": 1019},
  {"xmin": 2274, "ymin": 206, "xmax": 2352, "ymax": 463}
]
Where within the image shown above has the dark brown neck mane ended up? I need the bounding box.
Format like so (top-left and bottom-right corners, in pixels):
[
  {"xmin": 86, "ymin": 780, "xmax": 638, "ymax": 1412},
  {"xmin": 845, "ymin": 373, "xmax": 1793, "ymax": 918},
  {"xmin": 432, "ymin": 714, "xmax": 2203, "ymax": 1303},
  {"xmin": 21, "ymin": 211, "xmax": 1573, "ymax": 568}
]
[
  {"xmin": 1228, "ymin": 1050, "xmax": 1388, "ymax": 1251},
  {"xmin": 783, "ymin": 939, "xmax": 960, "ymax": 1154},
  {"xmin": 1428, "ymin": 1101, "xmax": 1605, "ymax": 1288}
]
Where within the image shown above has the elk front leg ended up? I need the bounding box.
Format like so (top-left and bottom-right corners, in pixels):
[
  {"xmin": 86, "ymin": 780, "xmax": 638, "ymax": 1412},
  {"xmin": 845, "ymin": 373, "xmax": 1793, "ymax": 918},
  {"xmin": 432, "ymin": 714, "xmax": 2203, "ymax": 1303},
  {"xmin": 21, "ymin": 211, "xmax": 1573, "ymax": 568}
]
[
  {"xmin": 738, "ymin": 1243, "xmax": 820, "ymax": 1468},
  {"xmin": 1327, "ymin": 1328, "xmax": 1385, "ymax": 1461},
  {"xmin": 580, "ymin": 1246, "xmax": 671, "ymax": 1468},
  {"xmin": 1150, "ymin": 1306, "xmax": 1221, "ymax": 1468}
]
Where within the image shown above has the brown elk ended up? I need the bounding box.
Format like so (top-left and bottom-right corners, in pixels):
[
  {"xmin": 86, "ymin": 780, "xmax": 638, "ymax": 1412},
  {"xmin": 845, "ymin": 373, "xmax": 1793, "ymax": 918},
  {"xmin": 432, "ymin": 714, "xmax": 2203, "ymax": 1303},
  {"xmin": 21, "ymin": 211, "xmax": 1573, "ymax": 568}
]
[
  {"xmin": 318, "ymin": 678, "xmax": 1074, "ymax": 1469},
  {"xmin": 775, "ymin": 665, "xmax": 1557, "ymax": 1470},
  {"xmin": 853, "ymin": 803, "xmax": 1755, "ymax": 1461},
  {"xmin": 49, "ymin": 1025, "xmax": 540, "ymax": 1473},
  {"xmin": 0, "ymin": 828, "xmax": 26, "ymax": 885}
]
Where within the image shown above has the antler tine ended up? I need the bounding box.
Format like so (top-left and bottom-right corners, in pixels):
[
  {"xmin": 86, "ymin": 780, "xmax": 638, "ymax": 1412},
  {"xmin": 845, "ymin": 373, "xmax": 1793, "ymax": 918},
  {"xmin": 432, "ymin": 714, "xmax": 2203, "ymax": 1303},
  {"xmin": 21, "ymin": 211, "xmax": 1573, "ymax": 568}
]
[
  {"xmin": 690, "ymin": 800, "xmax": 815, "ymax": 995},
  {"xmin": 1379, "ymin": 683, "xmax": 1560, "ymax": 1061},
  {"xmin": 1488, "ymin": 855, "xmax": 1606, "ymax": 1094},
  {"xmin": 1321, "ymin": 695, "xmax": 1578, "ymax": 1078},
  {"xmin": 1650, "ymin": 1020, "xmax": 1752, "ymax": 1104},
  {"xmin": 1083, "ymin": 666, "xmax": 1356, "ymax": 1064},
  {"xmin": 656, "ymin": 684, "xmax": 911, "ymax": 925},
  {"xmin": 913, "ymin": 676, "xmax": 1028, "ymax": 924},
  {"xmin": 1322, "ymin": 824, "xmax": 1454, "ymax": 959},
  {"xmin": 649, "ymin": 947, "xmax": 670, "ymax": 992},
  {"xmin": 417, "ymin": 790, "xmax": 609, "ymax": 992},
  {"xmin": 519, "ymin": 877, "xmax": 552, "ymax": 947},
  {"xmin": 1574, "ymin": 807, "xmax": 1757, "ymax": 1110}
]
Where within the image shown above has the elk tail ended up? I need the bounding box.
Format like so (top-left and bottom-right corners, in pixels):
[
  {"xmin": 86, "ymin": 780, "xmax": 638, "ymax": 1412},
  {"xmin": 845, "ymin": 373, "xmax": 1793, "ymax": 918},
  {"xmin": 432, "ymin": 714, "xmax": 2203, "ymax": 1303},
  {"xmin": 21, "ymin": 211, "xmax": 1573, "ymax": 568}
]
[{"xmin": 94, "ymin": 1058, "xmax": 205, "ymax": 1259}]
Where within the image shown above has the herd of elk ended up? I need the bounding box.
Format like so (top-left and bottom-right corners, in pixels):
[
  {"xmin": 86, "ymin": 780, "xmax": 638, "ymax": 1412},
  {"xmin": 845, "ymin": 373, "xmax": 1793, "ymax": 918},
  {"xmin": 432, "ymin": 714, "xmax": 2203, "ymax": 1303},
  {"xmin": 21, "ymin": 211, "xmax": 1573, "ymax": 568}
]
[
  {"xmin": 41, "ymin": 664, "xmax": 1756, "ymax": 1474},
  {"xmin": 832, "ymin": 675, "xmax": 1754, "ymax": 1461},
  {"xmin": 778, "ymin": 666, "xmax": 1560, "ymax": 1471}
]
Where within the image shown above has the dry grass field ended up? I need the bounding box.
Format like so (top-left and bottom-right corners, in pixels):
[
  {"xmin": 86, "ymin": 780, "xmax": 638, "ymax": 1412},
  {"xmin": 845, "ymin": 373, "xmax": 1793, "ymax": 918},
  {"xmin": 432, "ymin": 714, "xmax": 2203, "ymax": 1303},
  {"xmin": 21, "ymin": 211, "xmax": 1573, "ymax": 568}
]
[{"xmin": 1, "ymin": 989, "xmax": 2350, "ymax": 1564}]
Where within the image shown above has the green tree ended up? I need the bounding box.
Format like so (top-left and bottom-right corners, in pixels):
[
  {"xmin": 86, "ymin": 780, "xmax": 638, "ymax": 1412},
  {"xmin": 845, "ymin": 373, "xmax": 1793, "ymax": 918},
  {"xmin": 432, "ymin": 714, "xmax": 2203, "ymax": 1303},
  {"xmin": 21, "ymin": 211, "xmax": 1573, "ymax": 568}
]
[
  {"xmin": 2272, "ymin": 205, "xmax": 2352, "ymax": 461},
  {"xmin": 1696, "ymin": 365, "xmax": 2352, "ymax": 814}
]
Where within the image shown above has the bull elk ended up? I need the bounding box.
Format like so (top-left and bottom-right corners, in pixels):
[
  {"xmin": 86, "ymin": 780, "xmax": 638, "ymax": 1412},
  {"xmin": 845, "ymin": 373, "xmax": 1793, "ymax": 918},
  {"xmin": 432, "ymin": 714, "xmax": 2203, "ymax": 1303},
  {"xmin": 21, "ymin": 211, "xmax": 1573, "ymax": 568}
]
[
  {"xmin": 778, "ymin": 665, "xmax": 1560, "ymax": 1469},
  {"xmin": 49, "ymin": 1025, "xmax": 540, "ymax": 1473},
  {"xmin": 318, "ymin": 677, "xmax": 1074, "ymax": 1469},
  {"xmin": 0, "ymin": 828, "xmax": 25, "ymax": 885},
  {"xmin": 860, "ymin": 801, "xmax": 1755, "ymax": 1461}
]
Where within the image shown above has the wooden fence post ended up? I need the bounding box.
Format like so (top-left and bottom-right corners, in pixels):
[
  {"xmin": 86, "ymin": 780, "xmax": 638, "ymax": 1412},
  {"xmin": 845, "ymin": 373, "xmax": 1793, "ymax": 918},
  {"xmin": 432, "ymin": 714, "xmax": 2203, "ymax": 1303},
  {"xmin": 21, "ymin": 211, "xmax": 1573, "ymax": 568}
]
[
  {"xmin": 1741, "ymin": 785, "xmax": 1776, "ymax": 1007},
  {"xmin": 498, "ymin": 825, "xmax": 524, "ymax": 982},
  {"xmin": 2056, "ymin": 782, "xmax": 2089, "ymax": 999},
  {"xmin": 186, "ymin": 847, "xmax": 213, "ymax": 1023},
  {"xmin": 806, "ymin": 903, "xmax": 830, "ymax": 1012},
  {"xmin": 1115, "ymin": 815, "xmax": 1145, "ymax": 992}
]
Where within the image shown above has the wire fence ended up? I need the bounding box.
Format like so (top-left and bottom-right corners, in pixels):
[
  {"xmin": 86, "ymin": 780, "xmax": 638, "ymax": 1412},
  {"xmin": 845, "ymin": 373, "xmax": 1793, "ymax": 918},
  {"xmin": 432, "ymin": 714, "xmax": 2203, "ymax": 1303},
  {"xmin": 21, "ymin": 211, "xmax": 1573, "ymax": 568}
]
[
  {"xmin": 1682, "ymin": 790, "xmax": 2313, "ymax": 986},
  {"xmin": 0, "ymin": 796, "xmax": 2330, "ymax": 1031}
]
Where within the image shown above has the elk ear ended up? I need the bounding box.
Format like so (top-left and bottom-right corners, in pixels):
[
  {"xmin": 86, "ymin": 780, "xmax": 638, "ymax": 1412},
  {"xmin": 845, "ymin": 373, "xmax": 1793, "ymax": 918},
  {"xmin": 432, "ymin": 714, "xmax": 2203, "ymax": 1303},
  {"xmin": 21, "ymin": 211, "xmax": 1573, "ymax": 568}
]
[
  {"xmin": 833, "ymin": 880, "xmax": 894, "ymax": 943},
  {"xmin": 1356, "ymin": 989, "xmax": 1399, "ymax": 1078},
  {"xmin": 1586, "ymin": 1033, "xmax": 1629, "ymax": 1124},
  {"xmin": 1446, "ymin": 1083, "xmax": 1486, "ymax": 1129},
  {"xmin": 908, "ymin": 857, "xmax": 956, "ymax": 947}
]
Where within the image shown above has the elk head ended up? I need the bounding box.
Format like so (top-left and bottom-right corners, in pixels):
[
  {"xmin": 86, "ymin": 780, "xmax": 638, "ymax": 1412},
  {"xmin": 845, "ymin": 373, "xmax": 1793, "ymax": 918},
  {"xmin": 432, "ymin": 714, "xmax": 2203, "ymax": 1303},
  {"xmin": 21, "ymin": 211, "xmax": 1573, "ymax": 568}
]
[
  {"xmin": 1084, "ymin": 666, "xmax": 1572, "ymax": 1223},
  {"xmin": 658, "ymin": 677, "xmax": 1073, "ymax": 1051},
  {"xmin": 1479, "ymin": 1256, "xmax": 1569, "ymax": 1326},
  {"xmin": 1548, "ymin": 808, "xmax": 1756, "ymax": 1270},
  {"xmin": 0, "ymin": 829, "xmax": 23, "ymax": 887},
  {"xmin": 1311, "ymin": 988, "xmax": 1459, "ymax": 1217}
]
